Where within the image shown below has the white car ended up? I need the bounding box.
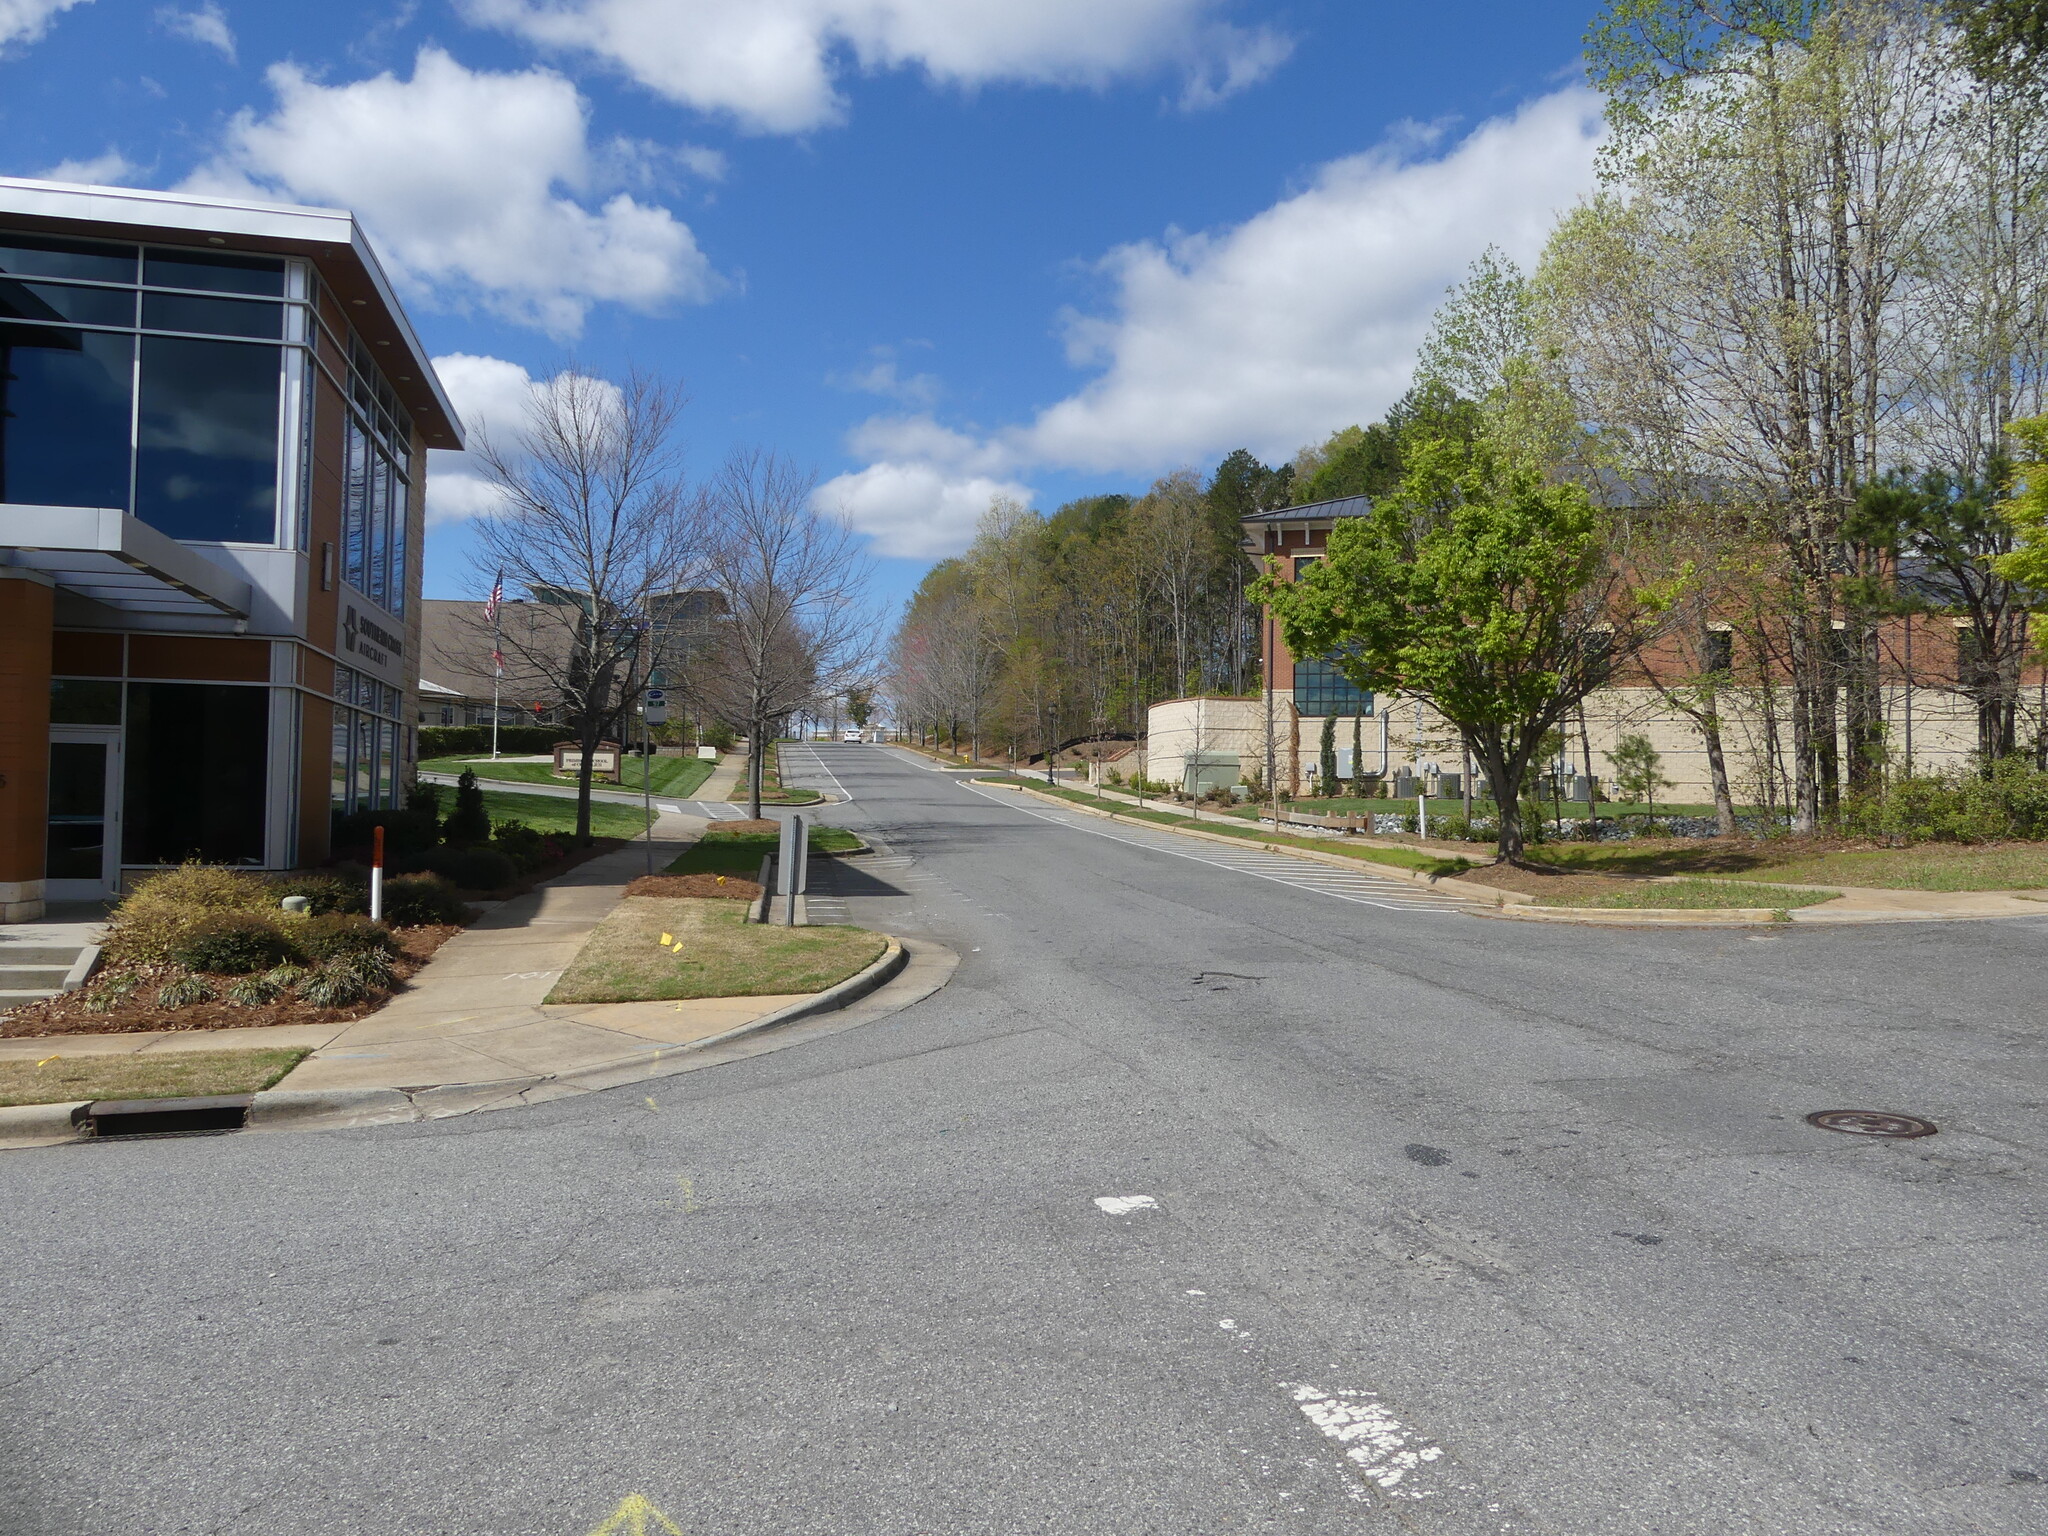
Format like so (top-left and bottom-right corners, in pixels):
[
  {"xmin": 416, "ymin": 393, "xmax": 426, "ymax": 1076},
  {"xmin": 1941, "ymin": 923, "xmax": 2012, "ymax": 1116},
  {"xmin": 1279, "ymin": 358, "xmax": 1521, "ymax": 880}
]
[{"xmin": 842, "ymin": 729, "xmax": 864, "ymax": 743}]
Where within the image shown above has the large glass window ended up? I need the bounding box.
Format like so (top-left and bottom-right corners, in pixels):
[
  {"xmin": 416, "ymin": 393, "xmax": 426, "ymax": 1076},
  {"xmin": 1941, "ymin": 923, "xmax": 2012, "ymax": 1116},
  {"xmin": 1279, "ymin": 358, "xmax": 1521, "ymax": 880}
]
[
  {"xmin": 1293, "ymin": 657, "xmax": 1373, "ymax": 717},
  {"xmin": 0, "ymin": 325, "xmax": 133, "ymax": 508},
  {"xmin": 122, "ymin": 682, "xmax": 269, "ymax": 866},
  {"xmin": 0, "ymin": 235, "xmax": 291, "ymax": 543},
  {"xmin": 136, "ymin": 336, "xmax": 281, "ymax": 542}
]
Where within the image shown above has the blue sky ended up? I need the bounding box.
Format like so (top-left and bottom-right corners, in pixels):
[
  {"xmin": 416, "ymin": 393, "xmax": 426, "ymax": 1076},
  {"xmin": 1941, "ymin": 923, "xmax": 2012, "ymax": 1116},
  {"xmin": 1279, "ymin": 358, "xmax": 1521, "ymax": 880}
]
[{"xmin": 2, "ymin": 0, "xmax": 1608, "ymax": 612}]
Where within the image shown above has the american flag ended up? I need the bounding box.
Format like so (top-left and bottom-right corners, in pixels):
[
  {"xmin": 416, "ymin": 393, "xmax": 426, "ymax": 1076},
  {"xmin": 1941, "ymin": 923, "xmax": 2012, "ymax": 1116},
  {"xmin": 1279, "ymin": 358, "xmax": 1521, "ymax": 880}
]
[
  {"xmin": 482, "ymin": 572, "xmax": 503, "ymax": 625},
  {"xmin": 491, "ymin": 647, "xmax": 505, "ymax": 678}
]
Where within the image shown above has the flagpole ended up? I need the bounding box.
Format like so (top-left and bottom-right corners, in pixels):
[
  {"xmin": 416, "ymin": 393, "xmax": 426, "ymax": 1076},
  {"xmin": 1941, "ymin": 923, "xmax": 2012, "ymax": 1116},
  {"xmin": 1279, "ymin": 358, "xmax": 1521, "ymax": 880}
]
[{"xmin": 488, "ymin": 570, "xmax": 504, "ymax": 760}]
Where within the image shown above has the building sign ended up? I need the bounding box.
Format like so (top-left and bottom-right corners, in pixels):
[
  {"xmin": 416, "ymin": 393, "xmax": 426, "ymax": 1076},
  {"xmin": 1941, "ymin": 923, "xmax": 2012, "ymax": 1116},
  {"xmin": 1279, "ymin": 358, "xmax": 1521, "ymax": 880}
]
[
  {"xmin": 554, "ymin": 740, "xmax": 623, "ymax": 783},
  {"xmin": 337, "ymin": 595, "xmax": 406, "ymax": 689}
]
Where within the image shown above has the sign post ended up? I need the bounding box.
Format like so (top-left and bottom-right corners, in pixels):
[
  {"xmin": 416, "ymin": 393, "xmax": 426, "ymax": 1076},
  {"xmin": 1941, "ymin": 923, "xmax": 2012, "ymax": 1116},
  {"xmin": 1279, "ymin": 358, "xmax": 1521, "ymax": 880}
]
[
  {"xmin": 370, "ymin": 823, "xmax": 385, "ymax": 923},
  {"xmin": 641, "ymin": 689, "xmax": 666, "ymax": 875}
]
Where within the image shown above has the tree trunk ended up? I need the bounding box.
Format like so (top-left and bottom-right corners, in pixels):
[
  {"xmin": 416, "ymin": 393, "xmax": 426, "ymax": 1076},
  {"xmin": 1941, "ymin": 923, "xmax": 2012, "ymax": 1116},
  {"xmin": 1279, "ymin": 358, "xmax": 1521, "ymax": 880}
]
[
  {"xmin": 747, "ymin": 715, "xmax": 765, "ymax": 820},
  {"xmin": 1700, "ymin": 691, "xmax": 1737, "ymax": 838}
]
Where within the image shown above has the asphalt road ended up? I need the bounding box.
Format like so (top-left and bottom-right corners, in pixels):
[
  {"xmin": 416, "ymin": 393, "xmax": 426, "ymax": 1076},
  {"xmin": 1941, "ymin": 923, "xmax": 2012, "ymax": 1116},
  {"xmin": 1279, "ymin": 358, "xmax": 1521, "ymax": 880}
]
[{"xmin": 4, "ymin": 744, "xmax": 2043, "ymax": 1535}]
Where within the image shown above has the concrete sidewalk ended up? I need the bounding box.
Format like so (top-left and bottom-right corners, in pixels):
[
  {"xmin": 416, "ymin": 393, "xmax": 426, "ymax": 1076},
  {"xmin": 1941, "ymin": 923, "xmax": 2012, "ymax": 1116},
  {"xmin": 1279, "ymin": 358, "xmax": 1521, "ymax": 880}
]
[{"xmin": 1, "ymin": 805, "xmax": 938, "ymax": 1145}]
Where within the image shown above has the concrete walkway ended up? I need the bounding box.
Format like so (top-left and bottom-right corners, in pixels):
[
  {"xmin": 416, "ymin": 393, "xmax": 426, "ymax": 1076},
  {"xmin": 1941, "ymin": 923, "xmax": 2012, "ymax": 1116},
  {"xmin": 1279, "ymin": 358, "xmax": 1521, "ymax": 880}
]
[{"xmin": 0, "ymin": 799, "xmax": 936, "ymax": 1143}]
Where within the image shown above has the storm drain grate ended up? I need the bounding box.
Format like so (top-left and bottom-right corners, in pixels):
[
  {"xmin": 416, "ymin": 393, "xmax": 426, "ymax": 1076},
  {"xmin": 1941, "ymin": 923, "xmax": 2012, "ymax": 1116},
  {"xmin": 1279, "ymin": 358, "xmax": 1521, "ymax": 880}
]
[
  {"xmin": 1804, "ymin": 1110, "xmax": 1938, "ymax": 1139},
  {"xmin": 82, "ymin": 1095, "xmax": 252, "ymax": 1140}
]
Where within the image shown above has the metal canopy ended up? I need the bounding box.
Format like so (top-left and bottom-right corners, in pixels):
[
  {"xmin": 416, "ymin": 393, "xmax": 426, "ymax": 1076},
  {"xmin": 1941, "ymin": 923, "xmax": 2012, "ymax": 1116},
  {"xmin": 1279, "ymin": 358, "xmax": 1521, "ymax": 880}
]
[{"xmin": 0, "ymin": 503, "xmax": 252, "ymax": 618}]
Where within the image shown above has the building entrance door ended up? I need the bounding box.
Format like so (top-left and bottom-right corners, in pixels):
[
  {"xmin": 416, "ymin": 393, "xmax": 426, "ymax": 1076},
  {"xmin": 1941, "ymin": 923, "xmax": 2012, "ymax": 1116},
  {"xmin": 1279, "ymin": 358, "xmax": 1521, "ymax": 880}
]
[{"xmin": 46, "ymin": 729, "xmax": 121, "ymax": 901}]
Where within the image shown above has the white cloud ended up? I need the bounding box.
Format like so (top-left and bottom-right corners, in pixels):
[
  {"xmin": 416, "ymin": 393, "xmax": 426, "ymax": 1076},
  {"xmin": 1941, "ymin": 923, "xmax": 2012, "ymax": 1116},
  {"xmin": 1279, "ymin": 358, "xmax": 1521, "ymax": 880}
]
[
  {"xmin": 459, "ymin": 0, "xmax": 1291, "ymax": 135},
  {"xmin": 40, "ymin": 148, "xmax": 137, "ymax": 185},
  {"xmin": 183, "ymin": 48, "xmax": 718, "ymax": 336},
  {"xmin": 819, "ymin": 85, "xmax": 1607, "ymax": 557},
  {"xmin": 830, "ymin": 347, "xmax": 941, "ymax": 409},
  {"xmin": 0, "ymin": 0, "xmax": 88, "ymax": 54},
  {"xmin": 424, "ymin": 353, "xmax": 632, "ymax": 525},
  {"xmin": 817, "ymin": 461, "xmax": 1035, "ymax": 559},
  {"xmin": 157, "ymin": 1, "xmax": 233, "ymax": 60}
]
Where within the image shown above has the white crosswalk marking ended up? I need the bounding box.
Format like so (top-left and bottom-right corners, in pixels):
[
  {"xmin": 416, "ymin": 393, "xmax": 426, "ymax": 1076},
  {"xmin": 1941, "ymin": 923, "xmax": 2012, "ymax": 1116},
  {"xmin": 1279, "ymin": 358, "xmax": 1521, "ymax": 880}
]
[{"xmin": 967, "ymin": 785, "xmax": 1490, "ymax": 916}]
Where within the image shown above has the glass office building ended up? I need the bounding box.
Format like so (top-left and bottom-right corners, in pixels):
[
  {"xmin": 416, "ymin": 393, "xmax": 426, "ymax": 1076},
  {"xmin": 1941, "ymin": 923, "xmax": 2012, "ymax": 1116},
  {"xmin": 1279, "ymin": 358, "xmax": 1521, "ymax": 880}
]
[{"xmin": 0, "ymin": 178, "xmax": 461, "ymax": 918}]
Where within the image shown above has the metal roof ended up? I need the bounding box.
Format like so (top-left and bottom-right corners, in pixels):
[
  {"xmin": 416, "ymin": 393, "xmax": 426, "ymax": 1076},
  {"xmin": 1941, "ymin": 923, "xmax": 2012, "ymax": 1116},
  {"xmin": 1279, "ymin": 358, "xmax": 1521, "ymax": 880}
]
[
  {"xmin": 0, "ymin": 176, "xmax": 463, "ymax": 449},
  {"xmin": 0, "ymin": 504, "xmax": 251, "ymax": 618},
  {"xmin": 1241, "ymin": 493, "xmax": 1373, "ymax": 524}
]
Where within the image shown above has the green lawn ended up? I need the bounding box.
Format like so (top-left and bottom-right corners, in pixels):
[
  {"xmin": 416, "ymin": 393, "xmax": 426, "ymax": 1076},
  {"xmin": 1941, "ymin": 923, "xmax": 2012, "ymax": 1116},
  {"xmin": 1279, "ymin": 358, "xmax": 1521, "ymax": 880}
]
[
  {"xmin": 728, "ymin": 740, "xmax": 824, "ymax": 806},
  {"xmin": 0, "ymin": 1047, "xmax": 309, "ymax": 1107},
  {"xmin": 996, "ymin": 779, "xmax": 1472, "ymax": 878},
  {"xmin": 422, "ymin": 754, "xmax": 715, "ymax": 798},
  {"xmin": 1541, "ymin": 879, "xmax": 1836, "ymax": 911},
  {"xmin": 1222, "ymin": 795, "xmax": 1737, "ymax": 823},
  {"xmin": 477, "ymin": 788, "xmax": 647, "ymax": 840},
  {"xmin": 545, "ymin": 897, "xmax": 884, "ymax": 1003},
  {"xmin": 1534, "ymin": 840, "xmax": 2048, "ymax": 892},
  {"xmin": 664, "ymin": 822, "xmax": 862, "ymax": 878}
]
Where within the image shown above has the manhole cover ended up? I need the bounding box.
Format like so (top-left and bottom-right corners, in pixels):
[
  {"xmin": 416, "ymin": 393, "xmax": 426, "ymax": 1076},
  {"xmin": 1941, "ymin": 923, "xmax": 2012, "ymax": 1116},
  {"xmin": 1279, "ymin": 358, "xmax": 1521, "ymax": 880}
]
[{"xmin": 1805, "ymin": 1110, "xmax": 1938, "ymax": 1139}]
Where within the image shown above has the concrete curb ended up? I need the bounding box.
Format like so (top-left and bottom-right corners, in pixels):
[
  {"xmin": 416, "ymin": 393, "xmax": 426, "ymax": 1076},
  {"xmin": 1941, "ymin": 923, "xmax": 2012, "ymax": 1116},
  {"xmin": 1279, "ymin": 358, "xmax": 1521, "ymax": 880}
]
[
  {"xmin": 241, "ymin": 935, "xmax": 911, "ymax": 1135},
  {"xmin": 986, "ymin": 779, "xmax": 1825, "ymax": 928},
  {"xmin": 0, "ymin": 1100, "xmax": 88, "ymax": 1149}
]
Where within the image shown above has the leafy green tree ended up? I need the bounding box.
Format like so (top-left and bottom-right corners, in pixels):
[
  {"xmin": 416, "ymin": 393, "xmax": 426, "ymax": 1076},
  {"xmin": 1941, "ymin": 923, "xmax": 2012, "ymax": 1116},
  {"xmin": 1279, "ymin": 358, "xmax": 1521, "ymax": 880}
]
[
  {"xmin": 1350, "ymin": 712, "xmax": 1366, "ymax": 796},
  {"xmin": 1606, "ymin": 732, "xmax": 1673, "ymax": 812},
  {"xmin": 1318, "ymin": 714, "xmax": 1338, "ymax": 795},
  {"xmin": 443, "ymin": 768, "xmax": 491, "ymax": 845},
  {"xmin": 1257, "ymin": 434, "xmax": 1671, "ymax": 863},
  {"xmin": 844, "ymin": 686, "xmax": 873, "ymax": 730}
]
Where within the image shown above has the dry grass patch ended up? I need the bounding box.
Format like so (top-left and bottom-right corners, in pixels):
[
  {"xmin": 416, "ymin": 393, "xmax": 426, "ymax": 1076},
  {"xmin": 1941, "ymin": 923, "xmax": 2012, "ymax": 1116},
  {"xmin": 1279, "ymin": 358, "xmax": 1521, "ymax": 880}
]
[
  {"xmin": 0, "ymin": 1047, "xmax": 308, "ymax": 1107},
  {"xmin": 1453, "ymin": 864, "xmax": 1836, "ymax": 911},
  {"xmin": 545, "ymin": 897, "xmax": 885, "ymax": 1004}
]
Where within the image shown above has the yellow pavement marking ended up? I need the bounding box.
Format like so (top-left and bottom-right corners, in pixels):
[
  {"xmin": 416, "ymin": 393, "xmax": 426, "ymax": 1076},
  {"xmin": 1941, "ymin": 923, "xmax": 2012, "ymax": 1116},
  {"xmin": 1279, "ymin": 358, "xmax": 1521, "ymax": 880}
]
[{"xmin": 586, "ymin": 1494, "xmax": 685, "ymax": 1535}]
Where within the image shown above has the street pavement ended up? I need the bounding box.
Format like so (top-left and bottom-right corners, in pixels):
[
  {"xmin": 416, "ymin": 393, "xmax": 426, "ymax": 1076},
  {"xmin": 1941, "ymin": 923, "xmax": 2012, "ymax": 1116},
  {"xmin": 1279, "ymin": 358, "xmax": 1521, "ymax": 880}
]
[{"xmin": 3, "ymin": 744, "xmax": 2043, "ymax": 1535}]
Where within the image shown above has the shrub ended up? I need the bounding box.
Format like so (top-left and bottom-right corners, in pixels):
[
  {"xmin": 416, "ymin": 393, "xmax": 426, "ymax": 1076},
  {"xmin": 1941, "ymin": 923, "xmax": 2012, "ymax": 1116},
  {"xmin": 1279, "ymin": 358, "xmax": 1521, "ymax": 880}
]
[
  {"xmin": 83, "ymin": 973, "xmax": 139, "ymax": 1013},
  {"xmin": 441, "ymin": 768, "xmax": 492, "ymax": 845},
  {"xmin": 490, "ymin": 819, "xmax": 548, "ymax": 871},
  {"xmin": 269, "ymin": 872, "xmax": 369, "ymax": 916},
  {"xmin": 380, "ymin": 874, "xmax": 468, "ymax": 927},
  {"xmin": 405, "ymin": 782, "xmax": 442, "ymax": 817},
  {"xmin": 300, "ymin": 966, "xmax": 369, "ymax": 1008},
  {"xmin": 225, "ymin": 974, "xmax": 283, "ymax": 1007},
  {"xmin": 104, "ymin": 864, "xmax": 277, "ymax": 967},
  {"xmin": 419, "ymin": 723, "xmax": 563, "ymax": 757},
  {"xmin": 263, "ymin": 963, "xmax": 311, "ymax": 991},
  {"xmin": 295, "ymin": 913, "xmax": 400, "ymax": 962},
  {"xmin": 410, "ymin": 844, "xmax": 517, "ymax": 891},
  {"xmin": 170, "ymin": 913, "xmax": 304, "ymax": 975},
  {"xmin": 332, "ymin": 948, "xmax": 397, "ymax": 990},
  {"xmin": 330, "ymin": 807, "xmax": 441, "ymax": 858},
  {"xmin": 702, "ymin": 721, "xmax": 737, "ymax": 753},
  {"xmin": 156, "ymin": 974, "xmax": 215, "ymax": 1009}
]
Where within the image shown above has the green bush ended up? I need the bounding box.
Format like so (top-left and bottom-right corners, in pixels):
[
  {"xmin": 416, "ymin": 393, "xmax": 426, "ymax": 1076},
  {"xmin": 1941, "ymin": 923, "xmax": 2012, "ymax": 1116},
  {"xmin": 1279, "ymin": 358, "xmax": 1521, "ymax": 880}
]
[
  {"xmin": 418, "ymin": 724, "xmax": 564, "ymax": 757},
  {"xmin": 490, "ymin": 820, "xmax": 551, "ymax": 871},
  {"xmin": 294, "ymin": 913, "xmax": 400, "ymax": 962},
  {"xmin": 380, "ymin": 874, "xmax": 469, "ymax": 927},
  {"xmin": 300, "ymin": 966, "xmax": 370, "ymax": 1008},
  {"xmin": 441, "ymin": 768, "xmax": 492, "ymax": 845},
  {"xmin": 170, "ymin": 913, "xmax": 304, "ymax": 975},
  {"xmin": 405, "ymin": 782, "xmax": 442, "ymax": 817},
  {"xmin": 1842, "ymin": 757, "xmax": 2048, "ymax": 843},
  {"xmin": 409, "ymin": 844, "xmax": 518, "ymax": 891},
  {"xmin": 104, "ymin": 863, "xmax": 276, "ymax": 966},
  {"xmin": 332, "ymin": 948, "xmax": 397, "ymax": 990},
  {"xmin": 270, "ymin": 872, "xmax": 369, "ymax": 916},
  {"xmin": 225, "ymin": 974, "xmax": 283, "ymax": 1007},
  {"xmin": 701, "ymin": 722, "xmax": 737, "ymax": 752},
  {"xmin": 330, "ymin": 807, "xmax": 441, "ymax": 858},
  {"xmin": 156, "ymin": 974, "xmax": 215, "ymax": 1009}
]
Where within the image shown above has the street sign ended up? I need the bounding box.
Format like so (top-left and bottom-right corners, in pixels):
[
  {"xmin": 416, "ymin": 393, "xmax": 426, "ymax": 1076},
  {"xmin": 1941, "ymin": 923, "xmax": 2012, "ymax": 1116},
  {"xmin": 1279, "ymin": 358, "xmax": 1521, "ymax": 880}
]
[{"xmin": 643, "ymin": 700, "xmax": 668, "ymax": 725}]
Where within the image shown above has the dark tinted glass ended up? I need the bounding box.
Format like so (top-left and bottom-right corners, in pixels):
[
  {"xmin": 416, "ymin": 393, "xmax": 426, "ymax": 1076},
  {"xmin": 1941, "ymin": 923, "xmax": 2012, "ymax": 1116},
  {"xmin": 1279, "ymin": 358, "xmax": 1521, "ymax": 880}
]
[
  {"xmin": 0, "ymin": 279, "xmax": 135, "ymax": 326},
  {"xmin": 0, "ymin": 326, "xmax": 134, "ymax": 509},
  {"xmin": 50, "ymin": 679, "xmax": 122, "ymax": 724},
  {"xmin": 1292, "ymin": 657, "xmax": 1373, "ymax": 717},
  {"xmin": 122, "ymin": 683, "xmax": 269, "ymax": 866},
  {"xmin": 135, "ymin": 336, "xmax": 280, "ymax": 542},
  {"xmin": 143, "ymin": 248, "xmax": 285, "ymax": 296},
  {"xmin": 0, "ymin": 236, "xmax": 134, "ymax": 284},
  {"xmin": 46, "ymin": 740, "xmax": 109, "ymax": 880},
  {"xmin": 142, "ymin": 292, "xmax": 283, "ymax": 339}
]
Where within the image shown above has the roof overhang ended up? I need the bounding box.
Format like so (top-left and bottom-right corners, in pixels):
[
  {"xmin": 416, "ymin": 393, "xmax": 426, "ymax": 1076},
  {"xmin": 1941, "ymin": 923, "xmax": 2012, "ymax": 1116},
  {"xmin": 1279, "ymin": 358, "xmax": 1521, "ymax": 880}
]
[
  {"xmin": 0, "ymin": 504, "xmax": 253, "ymax": 619},
  {"xmin": 0, "ymin": 177, "xmax": 463, "ymax": 450}
]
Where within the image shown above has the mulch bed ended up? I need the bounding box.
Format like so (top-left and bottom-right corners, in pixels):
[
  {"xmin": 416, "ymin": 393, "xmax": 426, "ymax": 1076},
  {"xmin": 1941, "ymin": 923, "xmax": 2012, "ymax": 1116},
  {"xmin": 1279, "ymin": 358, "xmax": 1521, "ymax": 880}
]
[
  {"xmin": 0, "ymin": 924, "xmax": 463, "ymax": 1039},
  {"xmin": 623, "ymin": 874, "xmax": 760, "ymax": 900}
]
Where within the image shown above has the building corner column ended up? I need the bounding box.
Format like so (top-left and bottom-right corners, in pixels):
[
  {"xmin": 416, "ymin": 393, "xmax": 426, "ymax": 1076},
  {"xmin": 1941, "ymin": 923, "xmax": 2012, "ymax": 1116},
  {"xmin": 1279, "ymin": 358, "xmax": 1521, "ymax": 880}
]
[{"xmin": 0, "ymin": 570, "xmax": 55, "ymax": 921}]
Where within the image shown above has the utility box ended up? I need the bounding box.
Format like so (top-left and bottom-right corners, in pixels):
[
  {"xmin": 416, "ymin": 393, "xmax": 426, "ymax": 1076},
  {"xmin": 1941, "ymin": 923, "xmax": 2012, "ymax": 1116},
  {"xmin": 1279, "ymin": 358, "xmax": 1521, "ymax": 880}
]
[
  {"xmin": 1182, "ymin": 750, "xmax": 1241, "ymax": 796},
  {"xmin": 1393, "ymin": 769, "xmax": 1416, "ymax": 799}
]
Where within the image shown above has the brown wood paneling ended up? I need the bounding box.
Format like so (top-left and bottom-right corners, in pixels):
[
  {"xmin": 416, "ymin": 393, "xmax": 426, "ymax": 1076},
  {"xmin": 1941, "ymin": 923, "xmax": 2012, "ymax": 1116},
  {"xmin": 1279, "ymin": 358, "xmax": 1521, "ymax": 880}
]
[
  {"xmin": 51, "ymin": 630, "xmax": 123, "ymax": 677},
  {"xmin": 0, "ymin": 579, "xmax": 54, "ymax": 885},
  {"xmin": 298, "ymin": 693, "xmax": 334, "ymax": 867},
  {"xmin": 126, "ymin": 634, "xmax": 270, "ymax": 682}
]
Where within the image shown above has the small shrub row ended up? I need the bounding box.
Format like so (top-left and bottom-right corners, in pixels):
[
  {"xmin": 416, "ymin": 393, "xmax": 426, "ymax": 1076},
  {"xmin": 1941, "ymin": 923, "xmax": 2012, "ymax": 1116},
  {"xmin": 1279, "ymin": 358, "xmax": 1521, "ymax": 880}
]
[
  {"xmin": 167, "ymin": 910, "xmax": 398, "ymax": 974},
  {"xmin": 418, "ymin": 724, "xmax": 565, "ymax": 757},
  {"xmin": 1840, "ymin": 757, "xmax": 2048, "ymax": 844}
]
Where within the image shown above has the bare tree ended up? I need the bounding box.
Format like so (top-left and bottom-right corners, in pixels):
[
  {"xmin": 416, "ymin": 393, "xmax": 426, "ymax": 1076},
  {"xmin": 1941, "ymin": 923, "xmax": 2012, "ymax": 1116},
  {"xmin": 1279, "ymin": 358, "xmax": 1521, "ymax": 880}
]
[
  {"xmin": 466, "ymin": 368, "xmax": 699, "ymax": 844},
  {"xmin": 696, "ymin": 451, "xmax": 875, "ymax": 818}
]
